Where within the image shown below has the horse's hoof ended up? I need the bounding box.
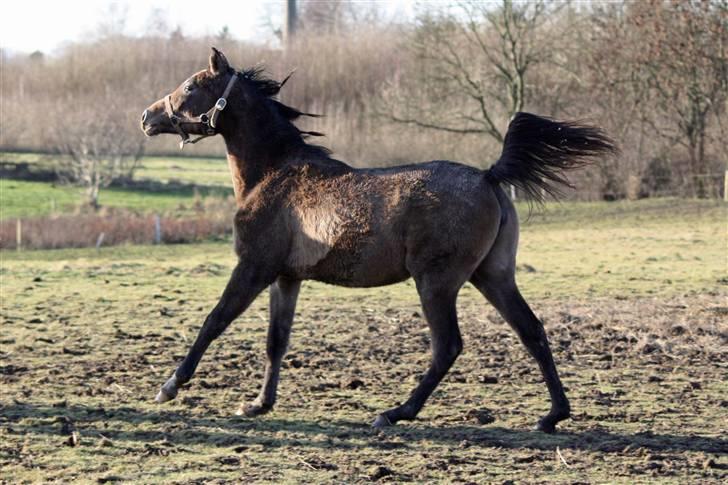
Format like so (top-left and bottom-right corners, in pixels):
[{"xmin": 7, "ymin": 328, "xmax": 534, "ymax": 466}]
[
  {"xmin": 535, "ymin": 419, "xmax": 556, "ymax": 434},
  {"xmin": 237, "ymin": 402, "xmax": 272, "ymax": 417},
  {"xmin": 155, "ymin": 376, "xmax": 179, "ymax": 403},
  {"xmin": 536, "ymin": 408, "xmax": 570, "ymax": 433},
  {"xmin": 155, "ymin": 388, "xmax": 176, "ymax": 403},
  {"xmin": 372, "ymin": 413, "xmax": 393, "ymax": 428}
]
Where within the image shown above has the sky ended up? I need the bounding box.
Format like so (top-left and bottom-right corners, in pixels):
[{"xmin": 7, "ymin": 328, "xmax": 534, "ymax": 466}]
[{"xmin": 0, "ymin": 0, "xmax": 415, "ymax": 55}]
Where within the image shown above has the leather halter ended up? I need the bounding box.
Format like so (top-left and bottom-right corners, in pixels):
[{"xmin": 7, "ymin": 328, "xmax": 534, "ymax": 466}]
[{"xmin": 164, "ymin": 72, "xmax": 239, "ymax": 149}]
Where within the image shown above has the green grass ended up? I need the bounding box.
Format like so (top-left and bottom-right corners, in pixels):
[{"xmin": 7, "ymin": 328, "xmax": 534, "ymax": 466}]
[
  {"xmin": 0, "ymin": 151, "xmax": 232, "ymax": 188},
  {"xmin": 0, "ymin": 151, "xmax": 58, "ymax": 170},
  {"xmin": 0, "ymin": 179, "xmax": 233, "ymax": 221},
  {"xmin": 0, "ymin": 179, "xmax": 80, "ymax": 219},
  {"xmin": 514, "ymin": 198, "xmax": 726, "ymax": 298},
  {"xmin": 3, "ymin": 198, "xmax": 723, "ymax": 299},
  {"xmin": 1, "ymin": 152, "xmax": 727, "ymax": 481},
  {"xmin": 0, "ymin": 179, "xmax": 231, "ymax": 220},
  {"xmin": 0, "ymin": 199, "xmax": 726, "ymax": 482},
  {"xmin": 0, "ymin": 152, "xmax": 232, "ymax": 220},
  {"xmin": 135, "ymin": 155, "xmax": 232, "ymax": 187}
]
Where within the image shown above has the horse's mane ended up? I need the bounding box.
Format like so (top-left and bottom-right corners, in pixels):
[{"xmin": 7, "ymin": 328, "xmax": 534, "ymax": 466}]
[{"xmin": 240, "ymin": 67, "xmax": 329, "ymax": 148}]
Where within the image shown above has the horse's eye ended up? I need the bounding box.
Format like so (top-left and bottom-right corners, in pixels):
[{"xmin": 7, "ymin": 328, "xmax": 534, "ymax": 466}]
[{"xmin": 184, "ymin": 83, "xmax": 195, "ymax": 94}]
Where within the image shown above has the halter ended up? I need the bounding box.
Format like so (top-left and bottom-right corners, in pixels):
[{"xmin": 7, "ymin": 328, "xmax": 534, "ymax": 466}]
[{"xmin": 164, "ymin": 72, "xmax": 239, "ymax": 149}]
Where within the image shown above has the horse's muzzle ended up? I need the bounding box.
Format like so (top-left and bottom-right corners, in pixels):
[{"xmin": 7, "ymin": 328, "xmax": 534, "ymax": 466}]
[{"xmin": 140, "ymin": 102, "xmax": 167, "ymax": 136}]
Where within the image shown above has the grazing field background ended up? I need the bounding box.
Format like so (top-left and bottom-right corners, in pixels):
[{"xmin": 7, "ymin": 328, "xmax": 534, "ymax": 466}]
[
  {"xmin": 1, "ymin": 0, "xmax": 726, "ymax": 481},
  {"xmin": 1, "ymin": 149, "xmax": 725, "ymax": 482}
]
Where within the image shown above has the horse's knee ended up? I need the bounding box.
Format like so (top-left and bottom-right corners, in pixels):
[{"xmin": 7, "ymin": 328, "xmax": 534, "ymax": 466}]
[
  {"xmin": 448, "ymin": 336, "xmax": 463, "ymax": 359},
  {"xmin": 202, "ymin": 308, "xmax": 234, "ymax": 339}
]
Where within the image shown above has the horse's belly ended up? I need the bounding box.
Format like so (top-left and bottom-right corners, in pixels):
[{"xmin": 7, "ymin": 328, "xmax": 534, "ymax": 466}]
[
  {"xmin": 286, "ymin": 227, "xmax": 409, "ymax": 287},
  {"xmin": 309, "ymin": 245, "xmax": 410, "ymax": 287}
]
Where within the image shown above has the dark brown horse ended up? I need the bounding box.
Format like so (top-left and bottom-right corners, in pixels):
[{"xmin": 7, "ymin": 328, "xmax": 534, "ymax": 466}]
[{"xmin": 141, "ymin": 48, "xmax": 616, "ymax": 433}]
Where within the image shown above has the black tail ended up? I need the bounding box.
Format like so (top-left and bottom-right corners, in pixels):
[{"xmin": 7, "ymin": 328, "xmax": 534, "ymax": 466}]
[{"xmin": 486, "ymin": 112, "xmax": 617, "ymax": 202}]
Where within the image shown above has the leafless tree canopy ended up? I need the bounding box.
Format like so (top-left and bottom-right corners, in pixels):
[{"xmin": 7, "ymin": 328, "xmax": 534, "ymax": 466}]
[
  {"xmin": 52, "ymin": 97, "xmax": 144, "ymax": 208},
  {"xmin": 1, "ymin": 0, "xmax": 725, "ymax": 200},
  {"xmin": 382, "ymin": 0, "xmax": 566, "ymax": 143}
]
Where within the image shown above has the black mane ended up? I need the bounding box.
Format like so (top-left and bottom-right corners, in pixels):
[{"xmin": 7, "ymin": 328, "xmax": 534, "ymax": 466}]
[{"xmin": 240, "ymin": 67, "xmax": 328, "ymax": 143}]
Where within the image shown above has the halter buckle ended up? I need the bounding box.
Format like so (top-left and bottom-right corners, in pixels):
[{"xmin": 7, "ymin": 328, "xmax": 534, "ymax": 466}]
[{"xmin": 214, "ymin": 98, "xmax": 227, "ymax": 111}]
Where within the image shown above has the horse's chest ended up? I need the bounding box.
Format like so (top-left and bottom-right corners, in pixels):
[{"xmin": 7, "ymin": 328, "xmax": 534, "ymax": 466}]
[{"xmin": 288, "ymin": 207, "xmax": 345, "ymax": 268}]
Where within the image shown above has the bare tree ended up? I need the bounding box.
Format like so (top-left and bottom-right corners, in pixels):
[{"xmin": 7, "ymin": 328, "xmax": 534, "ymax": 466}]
[
  {"xmin": 95, "ymin": 2, "xmax": 129, "ymax": 39},
  {"xmin": 52, "ymin": 100, "xmax": 144, "ymax": 209},
  {"xmin": 298, "ymin": 0, "xmax": 382, "ymax": 34},
  {"xmin": 630, "ymin": 0, "xmax": 727, "ymax": 197},
  {"xmin": 590, "ymin": 0, "xmax": 728, "ymax": 197},
  {"xmin": 144, "ymin": 7, "xmax": 171, "ymax": 37},
  {"xmin": 382, "ymin": 0, "xmax": 562, "ymax": 144}
]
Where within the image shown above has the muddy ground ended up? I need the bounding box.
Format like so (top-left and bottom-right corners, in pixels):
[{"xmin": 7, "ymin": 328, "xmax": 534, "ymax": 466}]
[{"xmin": 2, "ymin": 274, "xmax": 726, "ymax": 483}]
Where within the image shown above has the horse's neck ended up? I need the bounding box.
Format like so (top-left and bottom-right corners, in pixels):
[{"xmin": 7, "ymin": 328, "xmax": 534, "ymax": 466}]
[
  {"xmin": 221, "ymin": 113, "xmax": 348, "ymax": 205},
  {"xmin": 226, "ymin": 154, "xmax": 249, "ymax": 206},
  {"xmin": 223, "ymin": 132, "xmax": 283, "ymax": 205}
]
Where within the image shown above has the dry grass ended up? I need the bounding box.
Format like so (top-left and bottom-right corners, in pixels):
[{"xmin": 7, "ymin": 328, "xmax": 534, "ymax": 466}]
[
  {"xmin": 3, "ymin": 15, "xmax": 723, "ymax": 200},
  {"xmin": 0, "ymin": 209, "xmax": 231, "ymax": 250}
]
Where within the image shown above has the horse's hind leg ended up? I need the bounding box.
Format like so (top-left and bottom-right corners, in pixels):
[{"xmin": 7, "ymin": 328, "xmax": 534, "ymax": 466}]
[
  {"xmin": 471, "ymin": 267, "xmax": 570, "ymax": 433},
  {"xmin": 373, "ymin": 278, "xmax": 462, "ymax": 427},
  {"xmin": 155, "ymin": 262, "xmax": 273, "ymax": 403},
  {"xmin": 238, "ymin": 276, "xmax": 301, "ymax": 417}
]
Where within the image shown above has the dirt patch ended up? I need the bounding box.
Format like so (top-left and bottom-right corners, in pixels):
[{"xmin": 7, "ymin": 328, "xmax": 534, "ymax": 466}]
[{"xmin": 1, "ymin": 275, "xmax": 725, "ymax": 482}]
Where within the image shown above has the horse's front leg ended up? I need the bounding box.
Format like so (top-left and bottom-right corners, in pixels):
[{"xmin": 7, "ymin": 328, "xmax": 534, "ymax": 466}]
[
  {"xmin": 155, "ymin": 262, "xmax": 273, "ymax": 403},
  {"xmin": 237, "ymin": 276, "xmax": 301, "ymax": 417}
]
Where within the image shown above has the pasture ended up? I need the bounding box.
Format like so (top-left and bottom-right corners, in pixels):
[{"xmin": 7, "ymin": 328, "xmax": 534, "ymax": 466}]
[
  {"xmin": 1, "ymin": 192, "xmax": 725, "ymax": 482},
  {"xmin": 0, "ymin": 153, "xmax": 231, "ymax": 220}
]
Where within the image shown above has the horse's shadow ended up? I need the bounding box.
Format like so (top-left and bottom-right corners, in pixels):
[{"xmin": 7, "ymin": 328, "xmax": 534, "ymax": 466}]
[{"xmin": 2, "ymin": 401, "xmax": 725, "ymax": 454}]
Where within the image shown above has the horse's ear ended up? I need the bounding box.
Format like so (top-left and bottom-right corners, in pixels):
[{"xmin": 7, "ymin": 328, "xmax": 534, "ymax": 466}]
[{"xmin": 209, "ymin": 47, "xmax": 230, "ymax": 75}]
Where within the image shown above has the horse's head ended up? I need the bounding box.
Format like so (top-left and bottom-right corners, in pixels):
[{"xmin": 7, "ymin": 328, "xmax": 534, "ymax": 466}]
[
  {"xmin": 142, "ymin": 48, "xmax": 324, "ymax": 152},
  {"xmin": 141, "ymin": 48, "xmax": 238, "ymax": 148}
]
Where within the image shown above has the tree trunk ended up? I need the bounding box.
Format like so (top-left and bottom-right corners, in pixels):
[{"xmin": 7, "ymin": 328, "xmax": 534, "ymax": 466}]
[
  {"xmin": 87, "ymin": 184, "xmax": 100, "ymax": 210},
  {"xmin": 696, "ymin": 120, "xmax": 707, "ymax": 198}
]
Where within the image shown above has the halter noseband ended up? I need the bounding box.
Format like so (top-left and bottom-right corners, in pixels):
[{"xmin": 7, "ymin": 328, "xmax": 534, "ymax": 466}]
[{"xmin": 164, "ymin": 72, "xmax": 239, "ymax": 149}]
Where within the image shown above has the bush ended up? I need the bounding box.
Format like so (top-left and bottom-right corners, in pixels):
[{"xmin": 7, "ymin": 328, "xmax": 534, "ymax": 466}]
[{"xmin": 0, "ymin": 210, "xmax": 232, "ymax": 250}]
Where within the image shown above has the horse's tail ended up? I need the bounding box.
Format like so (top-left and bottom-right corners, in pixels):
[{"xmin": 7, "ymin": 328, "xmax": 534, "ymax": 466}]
[{"xmin": 485, "ymin": 112, "xmax": 617, "ymax": 202}]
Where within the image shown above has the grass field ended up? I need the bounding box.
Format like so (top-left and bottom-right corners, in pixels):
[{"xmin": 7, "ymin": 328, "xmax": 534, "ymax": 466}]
[
  {"xmin": 1, "ymin": 198, "xmax": 726, "ymax": 483},
  {"xmin": 0, "ymin": 152, "xmax": 231, "ymax": 220}
]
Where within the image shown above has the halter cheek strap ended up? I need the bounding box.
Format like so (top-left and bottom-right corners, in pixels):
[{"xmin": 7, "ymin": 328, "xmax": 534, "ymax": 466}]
[{"xmin": 164, "ymin": 72, "xmax": 239, "ymax": 149}]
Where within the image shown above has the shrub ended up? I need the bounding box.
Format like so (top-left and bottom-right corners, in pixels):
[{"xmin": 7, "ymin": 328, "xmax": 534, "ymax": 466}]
[{"xmin": 0, "ymin": 210, "xmax": 232, "ymax": 250}]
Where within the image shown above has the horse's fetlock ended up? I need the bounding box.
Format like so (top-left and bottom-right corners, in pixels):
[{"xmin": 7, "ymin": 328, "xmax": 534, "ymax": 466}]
[
  {"xmin": 173, "ymin": 370, "xmax": 191, "ymax": 385},
  {"xmin": 399, "ymin": 403, "xmax": 418, "ymax": 420}
]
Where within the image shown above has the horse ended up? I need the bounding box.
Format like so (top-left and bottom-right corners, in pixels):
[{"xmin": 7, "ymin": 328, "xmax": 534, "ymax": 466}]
[{"xmin": 140, "ymin": 48, "xmax": 616, "ymax": 433}]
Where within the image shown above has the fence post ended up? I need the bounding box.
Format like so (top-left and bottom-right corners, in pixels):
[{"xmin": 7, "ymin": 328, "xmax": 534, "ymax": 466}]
[
  {"xmin": 154, "ymin": 214, "xmax": 161, "ymax": 244},
  {"xmin": 724, "ymin": 170, "xmax": 727, "ymax": 202},
  {"xmin": 16, "ymin": 219, "xmax": 21, "ymax": 251},
  {"xmin": 96, "ymin": 232, "xmax": 105, "ymax": 250}
]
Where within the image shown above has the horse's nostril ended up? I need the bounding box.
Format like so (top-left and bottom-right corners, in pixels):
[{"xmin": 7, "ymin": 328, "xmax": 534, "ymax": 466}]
[{"xmin": 141, "ymin": 110, "xmax": 148, "ymax": 123}]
